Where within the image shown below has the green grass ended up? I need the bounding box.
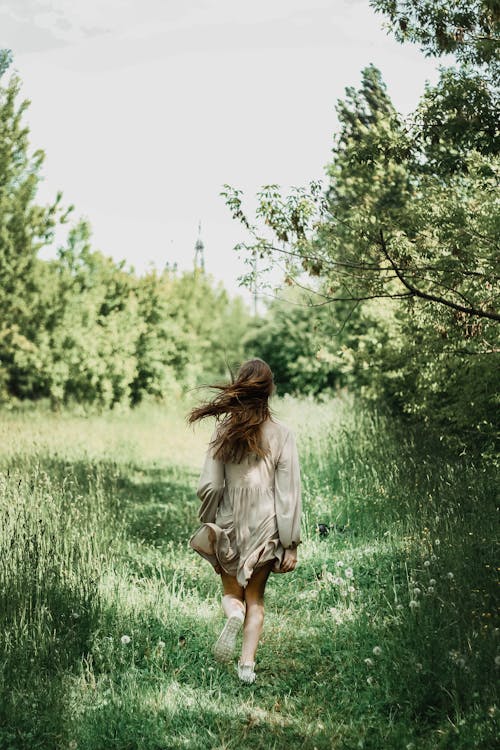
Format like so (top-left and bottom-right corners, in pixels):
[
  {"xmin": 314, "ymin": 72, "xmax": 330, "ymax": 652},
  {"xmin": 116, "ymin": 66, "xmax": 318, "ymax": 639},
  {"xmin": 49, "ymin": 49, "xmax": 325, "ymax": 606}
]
[{"xmin": 0, "ymin": 395, "xmax": 497, "ymax": 749}]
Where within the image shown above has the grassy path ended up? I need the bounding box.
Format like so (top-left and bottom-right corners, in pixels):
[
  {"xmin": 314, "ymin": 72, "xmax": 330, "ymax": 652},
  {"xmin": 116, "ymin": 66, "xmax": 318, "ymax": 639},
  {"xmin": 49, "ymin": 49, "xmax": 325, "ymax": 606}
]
[{"xmin": 0, "ymin": 399, "xmax": 497, "ymax": 749}]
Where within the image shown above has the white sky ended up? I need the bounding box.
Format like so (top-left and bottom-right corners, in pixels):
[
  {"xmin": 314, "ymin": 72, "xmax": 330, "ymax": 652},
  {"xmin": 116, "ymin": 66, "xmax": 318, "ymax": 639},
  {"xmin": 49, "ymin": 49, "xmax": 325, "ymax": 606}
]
[{"xmin": 1, "ymin": 0, "xmax": 445, "ymax": 307}]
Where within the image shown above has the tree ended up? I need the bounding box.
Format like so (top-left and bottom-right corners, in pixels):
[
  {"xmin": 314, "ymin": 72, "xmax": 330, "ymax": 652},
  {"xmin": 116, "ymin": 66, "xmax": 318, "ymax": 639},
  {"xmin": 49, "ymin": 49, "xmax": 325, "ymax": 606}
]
[
  {"xmin": 0, "ymin": 51, "xmax": 253, "ymax": 408},
  {"xmin": 223, "ymin": 65, "xmax": 499, "ymax": 324},
  {"xmin": 222, "ymin": 30, "xmax": 499, "ymax": 445},
  {"xmin": 370, "ymin": 0, "xmax": 500, "ymax": 68},
  {"xmin": 0, "ymin": 50, "xmax": 70, "ymax": 400}
]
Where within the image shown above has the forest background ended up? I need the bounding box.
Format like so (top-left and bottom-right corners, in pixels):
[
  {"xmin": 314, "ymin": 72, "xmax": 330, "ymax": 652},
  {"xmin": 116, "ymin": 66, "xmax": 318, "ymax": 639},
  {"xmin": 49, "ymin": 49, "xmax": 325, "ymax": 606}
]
[{"xmin": 1, "ymin": 1, "xmax": 498, "ymax": 458}]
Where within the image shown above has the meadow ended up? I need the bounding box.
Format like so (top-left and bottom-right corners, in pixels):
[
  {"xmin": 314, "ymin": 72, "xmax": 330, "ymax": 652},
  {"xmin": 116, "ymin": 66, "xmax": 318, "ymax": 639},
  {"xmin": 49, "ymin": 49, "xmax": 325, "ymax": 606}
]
[{"xmin": 0, "ymin": 395, "xmax": 497, "ymax": 750}]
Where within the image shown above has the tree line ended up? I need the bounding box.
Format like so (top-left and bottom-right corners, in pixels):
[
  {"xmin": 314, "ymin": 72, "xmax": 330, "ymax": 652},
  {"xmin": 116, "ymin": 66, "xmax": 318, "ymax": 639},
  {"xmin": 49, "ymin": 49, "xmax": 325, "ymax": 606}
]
[
  {"xmin": 1, "ymin": 1, "xmax": 498, "ymax": 453},
  {"xmin": 0, "ymin": 49, "xmax": 250, "ymax": 409},
  {"xmin": 224, "ymin": 0, "xmax": 499, "ymax": 452}
]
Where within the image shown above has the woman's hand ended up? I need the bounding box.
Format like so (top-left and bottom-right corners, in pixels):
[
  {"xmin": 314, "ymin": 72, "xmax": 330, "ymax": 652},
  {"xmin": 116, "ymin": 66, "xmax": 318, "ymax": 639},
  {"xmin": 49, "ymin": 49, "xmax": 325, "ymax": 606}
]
[{"xmin": 280, "ymin": 547, "xmax": 298, "ymax": 572}]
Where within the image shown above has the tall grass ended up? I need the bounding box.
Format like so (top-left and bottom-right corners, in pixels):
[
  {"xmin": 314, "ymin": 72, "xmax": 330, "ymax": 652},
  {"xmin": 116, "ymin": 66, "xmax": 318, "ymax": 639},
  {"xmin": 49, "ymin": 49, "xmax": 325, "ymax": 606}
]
[{"xmin": 0, "ymin": 396, "xmax": 497, "ymax": 749}]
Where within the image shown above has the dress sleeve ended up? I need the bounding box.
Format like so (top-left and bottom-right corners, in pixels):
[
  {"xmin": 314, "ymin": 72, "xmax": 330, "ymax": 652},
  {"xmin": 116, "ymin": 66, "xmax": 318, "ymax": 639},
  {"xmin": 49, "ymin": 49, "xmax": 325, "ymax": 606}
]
[
  {"xmin": 196, "ymin": 427, "xmax": 225, "ymax": 523},
  {"xmin": 274, "ymin": 428, "xmax": 302, "ymax": 550}
]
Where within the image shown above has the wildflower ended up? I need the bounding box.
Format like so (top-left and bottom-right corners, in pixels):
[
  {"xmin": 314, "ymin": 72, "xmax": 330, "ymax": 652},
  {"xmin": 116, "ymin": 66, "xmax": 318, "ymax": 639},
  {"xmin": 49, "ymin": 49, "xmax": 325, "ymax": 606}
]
[
  {"xmin": 427, "ymin": 586, "xmax": 435, "ymax": 594},
  {"xmin": 396, "ymin": 604, "xmax": 404, "ymax": 611},
  {"xmin": 345, "ymin": 567, "xmax": 354, "ymax": 579},
  {"xmin": 494, "ymin": 655, "xmax": 500, "ymax": 667},
  {"xmin": 334, "ymin": 576, "xmax": 343, "ymax": 586},
  {"xmin": 430, "ymin": 554, "xmax": 437, "ymax": 562},
  {"xmin": 434, "ymin": 539, "xmax": 440, "ymax": 546},
  {"xmin": 447, "ymin": 572, "xmax": 454, "ymax": 579},
  {"xmin": 372, "ymin": 646, "xmax": 382, "ymax": 656},
  {"xmin": 348, "ymin": 585, "xmax": 355, "ymax": 593},
  {"xmin": 364, "ymin": 658, "xmax": 374, "ymax": 667},
  {"xmin": 409, "ymin": 600, "xmax": 419, "ymax": 610},
  {"xmin": 325, "ymin": 571, "xmax": 336, "ymax": 584},
  {"xmin": 121, "ymin": 635, "xmax": 131, "ymax": 645},
  {"xmin": 429, "ymin": 578, "xmax": 437, "ymax": 586},
  {"xmin": 413, "ymin": 588, "xmax": 421, "ymax": 597},
  {"xmin": 366, "ymin": 676, "xmax": 374, "ymax": 685},
  {"xmin": 329, "ymin": 607, "xmax": 344, "ymax": 624},
  {"xmin": 423, "ymin": 560, "xmax": 430, "ymax": 567},
  {"xmin": 158, "ymin": 640, "xmax": 166, "ymax": 649},
  {"xmin": 336, "ymin": 561, "xmax": 344, "ymax": 568}
]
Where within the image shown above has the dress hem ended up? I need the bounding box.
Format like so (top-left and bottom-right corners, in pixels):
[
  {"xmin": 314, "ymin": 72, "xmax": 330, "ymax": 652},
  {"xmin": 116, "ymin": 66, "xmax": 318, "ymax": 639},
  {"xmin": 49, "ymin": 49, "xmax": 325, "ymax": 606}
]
[{"xmin": 189, "ymin": 522, "xmax": 286, "ymax": 588}]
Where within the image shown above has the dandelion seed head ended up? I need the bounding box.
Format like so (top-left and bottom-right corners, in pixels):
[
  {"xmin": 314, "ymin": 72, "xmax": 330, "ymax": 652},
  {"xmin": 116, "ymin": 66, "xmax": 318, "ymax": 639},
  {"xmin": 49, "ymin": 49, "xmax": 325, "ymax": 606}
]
[
  {"xmin": 494, "ymin": 655, "xmax": 500, "ymax": 667},
  {"xmin": 372, "ymin": 646, "xmax": 382, "ymax": 656},
  {"xmin": 447, "ymin": 572, "xmax": 454, "ymax": 579},
  {"xmin": 336, "ymin": 561, "xmax": 344, "ymax": 568},
  {"xmin": 121, "ymin": 635, "xmax": 131, "ymax": 645},
  {"xmin": 348, "ymin": 585, "xmax": 355, "ymax": 593},
  {"xmin": 413, "ymin": 588, "xmax": 421, "ymax": 597},
  {"xmin": 423, "ymin": 560, "xmax": 430, "ymax": 567},
  {"xmin": 429, "ymin": 579, "xmax": 437, "ymax": 586},
  {"xmin": 427, "ymin": 586, "xmax": 435, "ymax": 594},
  {"xmin": 345, "ymin": 567, "xmax": 354, "ymax": 579},
  {"xmin": 409, "ymin": 600, "xmax": 419, "ymax": 609},
  {"xmin": 396, "ymin": 604, "xmax": 404, "ymax": 611},
  {"xmin": 434, "ymin": 539, "xmax": 440, "ymax": 546},
  {"xmin": 366, "ymin": 676, "xmax": 374, "ymax": 685},
  {"xmin": 158, "ymin": 640, "xmax": 165, "ymax": 649},
  {"xmin": 364, "ymin": 657, "xmax": 374, "ymax": 667}
]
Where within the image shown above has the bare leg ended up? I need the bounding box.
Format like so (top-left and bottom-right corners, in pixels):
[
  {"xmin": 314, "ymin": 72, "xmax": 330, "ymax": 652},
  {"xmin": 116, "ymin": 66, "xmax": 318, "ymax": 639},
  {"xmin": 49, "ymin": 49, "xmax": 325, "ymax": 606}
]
[
  {"xmin": 220, "ymin": 569, "xmax": 245, "ymax": 618},
  {"xmin": 240, "ymin": 561, "xmax": 274, "ymax": 664}
]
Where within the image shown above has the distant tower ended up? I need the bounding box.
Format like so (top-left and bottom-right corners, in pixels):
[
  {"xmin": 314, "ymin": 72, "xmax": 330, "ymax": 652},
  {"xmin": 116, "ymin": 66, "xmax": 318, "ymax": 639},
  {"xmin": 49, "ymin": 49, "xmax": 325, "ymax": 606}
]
[{"xmin": 194, "ymin": 221, "xmax": 205, "ymax": 272}]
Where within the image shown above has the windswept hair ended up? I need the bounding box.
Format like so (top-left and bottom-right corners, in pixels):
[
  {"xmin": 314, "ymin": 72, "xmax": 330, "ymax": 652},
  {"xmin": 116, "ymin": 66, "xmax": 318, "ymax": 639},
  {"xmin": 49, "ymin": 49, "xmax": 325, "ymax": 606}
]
[{"xmin": 187, "ymin": 358, "xmax": 275, "ymax": 463}]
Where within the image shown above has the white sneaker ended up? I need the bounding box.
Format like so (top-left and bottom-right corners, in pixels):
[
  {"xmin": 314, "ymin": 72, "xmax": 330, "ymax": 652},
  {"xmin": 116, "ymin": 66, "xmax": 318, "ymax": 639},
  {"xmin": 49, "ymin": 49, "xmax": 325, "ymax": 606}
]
[
  {"xmin": 213, "ymin": 610, "xmax": 244, "ymax": 662},
  {"xmin": 237, "ymin": 660, "xmax": 256, "ymax": 684}
]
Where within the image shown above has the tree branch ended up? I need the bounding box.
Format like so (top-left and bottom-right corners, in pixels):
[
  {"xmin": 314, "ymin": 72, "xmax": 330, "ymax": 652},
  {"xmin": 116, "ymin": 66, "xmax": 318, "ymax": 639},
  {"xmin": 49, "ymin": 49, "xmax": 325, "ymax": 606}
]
[{"xmin": 379, "ymin": 230, "xmax": 500, "ymax": 322}]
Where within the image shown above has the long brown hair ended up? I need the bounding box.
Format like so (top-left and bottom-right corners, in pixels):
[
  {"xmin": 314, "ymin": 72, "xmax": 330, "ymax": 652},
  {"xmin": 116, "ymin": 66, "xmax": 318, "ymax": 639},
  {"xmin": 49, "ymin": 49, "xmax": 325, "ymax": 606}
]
[{"xmin": 187, "ymin": 358, "xmax": 275, "ymax": 463}]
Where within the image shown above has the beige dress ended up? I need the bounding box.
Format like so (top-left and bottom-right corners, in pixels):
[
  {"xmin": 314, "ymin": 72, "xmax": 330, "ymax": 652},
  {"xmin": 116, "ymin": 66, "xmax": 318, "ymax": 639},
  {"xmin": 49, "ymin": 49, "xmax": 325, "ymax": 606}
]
[{"xmin": 188, "ymin": 417, "xmax": 302, "ymax": 588}]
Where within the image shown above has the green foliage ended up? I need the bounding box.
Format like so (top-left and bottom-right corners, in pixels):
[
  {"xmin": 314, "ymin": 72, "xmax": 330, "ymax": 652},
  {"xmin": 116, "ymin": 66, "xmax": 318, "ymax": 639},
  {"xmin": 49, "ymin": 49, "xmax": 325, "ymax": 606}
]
[
  {"xmin": 223, "ymin": 24, "xmax": 499, "ymax": 452},
  {"xmin": 0, "ymin": 52, "xmax": 251, "ymax": 408},
  {"xmin": 0, "ymin": 53, "xmax": 69, "ymax": 400},
  {"xmin": 243, "ymin": 286, "xmax": 394, "ymax": 398},
  {"xmin": 370, "ymin": 0, "xmax": 500, "ymax": 68}
]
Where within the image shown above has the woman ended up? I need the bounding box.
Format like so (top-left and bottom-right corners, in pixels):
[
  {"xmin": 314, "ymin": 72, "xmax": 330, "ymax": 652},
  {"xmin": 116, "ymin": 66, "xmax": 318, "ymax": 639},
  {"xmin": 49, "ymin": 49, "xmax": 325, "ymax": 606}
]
[{"xmin": 187, "ymin": 358, "xmax": 302, "ymax": 684}]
